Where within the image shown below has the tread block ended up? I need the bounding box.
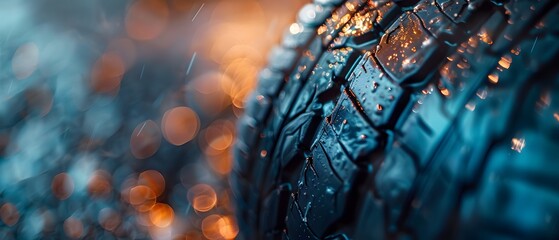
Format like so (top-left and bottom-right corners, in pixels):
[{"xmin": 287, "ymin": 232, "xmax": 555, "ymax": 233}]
[
  {"xmin": 269, "ymin": 46, "xmax": 299, "ymax": 72},
  {"xmin": 375, "ymin": 12, "xmax": 441, "ymax": 84},
  {"xmin": 287, "ymin": 198, "xmax": 321, "ymax": 240},
  {"xmin": 349, "ymin": 54, "xmax": 407, "ymax": 128},
  {"xmin": 458, "ymin": 136, "xmax": 559, "ymax": 239},
  {"xmin": 413, "ymin": 0, "xmax": 463, "ymax": 41},
  {"xmin": 230, "ymin": 171, "xmax": 250, "ymax": 207},
  {"xmin": 328, "ymin": 92, "xmax": 382, "ymax": 161},
  {"xmin": 277, "ymin": 112, "xmax": 321, "ymax": 168},
  {"xmin": 492, "ymin": 0, "xmax": 556, "ymax": 53},
  {"xmin": 315, "ymin": 0, "xmax": 344, "ymax": 7},
  {"xmin": 237, "ymin": 116, "xmax": 259, "ymax": 149},
  {"xmin": 283, "ymin": 26, "xmax": 317, "ymax": 49},
  {"xmin": 233, "ymin": 141, "xmax": 252, "ymax": 175},
  {"xmin": 288, "ymin": 124, "xmax": 361, "ymax": 238},
  {"xmin": 317, "ymin": 124, "xmax": 361, "ymax": 181},
  {"xmin": 245, "ymin": 93, "xmax": 272, "ymax": 124},
  {"xmin": 375, "ymin": 148, "xmax": 417, "ymax": 218},
  {"xmin": 278, "ymin": 37, "xmax": 325, "ymax": 118},
  {"xmin": 403, "ymin": 131, "xmax": 468, "ymax": 240},
  {"xmin": 261, "ymin": 183, "xmax": 293, "ymax": 235},
  {"xmin": 258, "ymin": 68, "xmax": 286, "ymax": 97},
  {"xmin": 435, "ymin": 0, "xmax": 484, "ymax": 23},
  {"xmin": 288, "ymin": 47, "xmax": 359, "ymax": 119},
  {"xmin": 374, "ymin": 1, "xmax": 402, "ymax": 30},
  {"xmin": 324, "ymin": 233, "xmax": 350, "ymax": 240},
  {"xmin": 298, "ymin": 4, "xmax": 334, "ymax": 27},
  {"xmin": 399, "ymin": 89, "xmax": 450, "ymax": 166},
  {"xmin": 319, "ymin": 0, "xmax": 367, "ymax": 45},
  {"xmin": 354, "ymin": 192, "xmax": 386, "ymax": 239}
]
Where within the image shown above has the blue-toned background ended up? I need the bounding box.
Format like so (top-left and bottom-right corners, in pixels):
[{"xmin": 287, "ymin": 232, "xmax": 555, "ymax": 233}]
[{"xmin": 0, "ymin": 0, "xmax": 306, "ymax": 238}]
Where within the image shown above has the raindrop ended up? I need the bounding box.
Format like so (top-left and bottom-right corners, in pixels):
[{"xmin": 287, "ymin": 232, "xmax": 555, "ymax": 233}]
[{"xmin": 511, "ymin": 138, "xmax": 525, "ymax": 153}]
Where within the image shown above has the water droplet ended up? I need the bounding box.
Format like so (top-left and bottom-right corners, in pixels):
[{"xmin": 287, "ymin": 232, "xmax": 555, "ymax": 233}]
[
  {"xmin": 488, "ymin": 72, "xmax": 499, "ymax": 84},
  {"xmin": 465, "ymin": 102, "xmax": 476, "ymax": 111},
  {"xmin": 498, "ymin": 55, "xmax": 512, "ymax": 69},
  {"xmin": 511, "ymin": 138, "xmax": 525, "ymax": 153},
  {"xmin": 476, "ymin": 88, "xmax": 488, "ymax": 99},
  {"xmin": 440, "ymin": 87, "xmax": 450, "ymax": 97}
]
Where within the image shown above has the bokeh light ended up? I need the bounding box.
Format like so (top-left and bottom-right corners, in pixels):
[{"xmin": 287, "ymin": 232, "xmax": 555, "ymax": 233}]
[
  {"xmin": 12, "ymin": 42, "xmax": 39, "ymax": 80},
  {"xmin": 51, "ymin": 173, "xmax": 74, "ymax": 200},
  {"xmin": 138, "ymin": 169, "xmax": 166, "ymax": 197},
  {"xmin": 0, "ymin": 0, "xmax": 307, "ymax": 238},
  {"xmin": 126, "ymin": 0, "xmax": 170, "ymax": 41},
  {"xmin": 129, "ymin": 185, "xmax": 157, "ymax": 212},
  {"xmin": 149, "ymin": 203, "xmax": 174, "ymax": 228},
  {"xmin": 188, "ymin": 184, "xmax": 218, "ymax": 213},
  {"xmin": 162, "ymin": 106, "xmax": 199, "ymax": 146},
  {"xmin": 0, "ymin": 203, "xmax": 20, "ymax": 226}
]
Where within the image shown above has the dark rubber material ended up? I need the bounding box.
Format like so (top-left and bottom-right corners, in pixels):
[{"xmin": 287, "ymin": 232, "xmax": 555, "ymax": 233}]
[{"xmin": 232, "ymin": 0, "xmax": 559, "ymax": 239}]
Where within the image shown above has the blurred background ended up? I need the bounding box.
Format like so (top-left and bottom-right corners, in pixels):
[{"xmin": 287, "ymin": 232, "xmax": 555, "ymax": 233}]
[{"xmin": 0, "ymin": 0, "xmax": 307, "ymax": 238}]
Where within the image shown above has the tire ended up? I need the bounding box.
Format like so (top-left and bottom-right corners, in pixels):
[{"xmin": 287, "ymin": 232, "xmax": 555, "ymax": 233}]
[{"xmin": 231, "ymin": 0, "xmax": 559, "ymax": 239}]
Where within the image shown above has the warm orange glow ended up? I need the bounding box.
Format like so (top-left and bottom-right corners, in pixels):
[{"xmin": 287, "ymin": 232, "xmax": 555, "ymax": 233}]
[
  {"xmin": 204, "ymin": 120, "xmax": 235, "ymax": 153},
  {"xmin": 0, "ymin": 203, "xmax": 19, "ymax": 226},
  {"xmin": 191, "ymin": 72, "xmax": 231, "ymax": 116},
  {"xmin": 149, "ymin": 203, "xmax": 174, "ymax": 228},
  {"xmin": 52, "ymin": 173, "xmax": 74, "ymax": 200},
  {"xmin": 220, "ymin": 58, "xmax": 259, "ymax": 108},
  {"xmin": 88, "ymin": 170, "xmax": 112, "ymax": 198},
  {"xmin": 126, "ymin": 0, "xmax": 170, "ymax": 41},
  {"xmin": 218, "ymin": 215, "xmax": 239, "ymax": 239},
  {"xmin": 201, "ymin": 214, "xmax": 239, "ymax": 239},
  {"xmin": 201, "ymin": 214, "xmax": 224, "ymax": 240},
  {"xmin": 206, "ymin": 151, "xmax": 234, "ymax": 175},
  {"xmin": 488, "ymin": 73, "xmax": 499, "ymax": 84},
  {"xmin": 439, "ymin": 87, "xmax": 450, "ymax": 97},
  {"xmin": 498, "ymin": 55, "xmax": 512, "ymax": 69},
  {"xmin": 188, "ymin": 184, "xmax": 217, "ymax": 212},
  {"xmin": 478, "ymin": 30, "xmax": 493, "ymax": 45},
  {"xmin": 63, "ymin": 217, "xmax": 84, "ymax": 239},
  {"xmin": 220, "ymin": 45, "xmax": 262, "ymax": 67},
  {"xmin": 161, "ymin": 107, "xmax": 200, "ymax": 146},
  {"xmin": 130, "ymin": 120, "xmax": 161, "ymax": 159},
  {"xmin": 129, "ymin": 185, "xmax": 157, "ymax": 212},
  {"xmin": 138, "ymin": 170, "xmax": 166, "ymax": 197},
  {"xmin": 90, "ymin": 52, "xmax": 125, "ymax": 93},
  {"xmin": 12, "ymin": 42, "xmax": 39, "ymax": 79}
]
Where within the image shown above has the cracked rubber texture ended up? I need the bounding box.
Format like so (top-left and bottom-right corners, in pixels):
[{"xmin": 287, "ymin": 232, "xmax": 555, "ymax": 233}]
[{"xmin": 232, "ymin": 0, "xmax": 559, "ymax": 239}]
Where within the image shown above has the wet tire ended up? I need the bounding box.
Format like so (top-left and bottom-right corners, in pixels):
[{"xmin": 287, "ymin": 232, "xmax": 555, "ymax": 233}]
[{"xmin": 231, "ymin": 0, "xmax": 559, "ymax": 239}]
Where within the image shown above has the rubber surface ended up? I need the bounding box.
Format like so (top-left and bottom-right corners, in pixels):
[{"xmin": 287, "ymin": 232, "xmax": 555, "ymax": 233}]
[{"xmin": 232, "ymin": 0, "xmax": 559, "ymax": 239}]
